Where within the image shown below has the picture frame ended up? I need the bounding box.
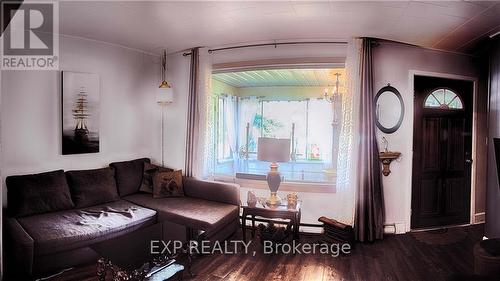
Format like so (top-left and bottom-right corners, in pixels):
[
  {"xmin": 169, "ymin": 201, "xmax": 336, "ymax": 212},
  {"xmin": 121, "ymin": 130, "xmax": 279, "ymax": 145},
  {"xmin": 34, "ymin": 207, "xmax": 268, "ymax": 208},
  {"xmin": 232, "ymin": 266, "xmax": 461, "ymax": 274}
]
[{"xmin": 61, "ymin": 71, "xmax": 100, "ymax": 154}]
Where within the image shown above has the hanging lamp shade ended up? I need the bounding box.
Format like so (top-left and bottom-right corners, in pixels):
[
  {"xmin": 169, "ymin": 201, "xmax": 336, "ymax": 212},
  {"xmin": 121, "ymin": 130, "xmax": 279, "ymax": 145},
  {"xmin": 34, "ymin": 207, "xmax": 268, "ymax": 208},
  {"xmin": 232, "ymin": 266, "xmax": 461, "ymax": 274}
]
[
  {"xmin": 156, "ymin": 49, "xmax": 173, "ymax": 104},
  {"xmin": 157, "ymin": 84, "xmax": 173, "ymax": 104}
]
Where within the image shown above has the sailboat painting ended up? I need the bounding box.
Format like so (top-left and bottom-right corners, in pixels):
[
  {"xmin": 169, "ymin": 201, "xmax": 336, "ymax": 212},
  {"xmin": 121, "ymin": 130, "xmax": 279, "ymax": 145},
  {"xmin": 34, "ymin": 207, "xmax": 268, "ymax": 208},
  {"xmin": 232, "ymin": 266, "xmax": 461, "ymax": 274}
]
[{"xmin": 62, "ymin": 72, "xmax": 100, "ymax": 155}]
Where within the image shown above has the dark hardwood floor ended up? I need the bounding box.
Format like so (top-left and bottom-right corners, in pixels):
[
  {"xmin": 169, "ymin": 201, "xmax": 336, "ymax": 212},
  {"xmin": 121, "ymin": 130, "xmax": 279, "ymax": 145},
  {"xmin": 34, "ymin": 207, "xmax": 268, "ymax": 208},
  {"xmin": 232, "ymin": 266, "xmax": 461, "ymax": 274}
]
[{"xmin": 51, "ymin": 224, "xmax": 485, "ymax": 281}]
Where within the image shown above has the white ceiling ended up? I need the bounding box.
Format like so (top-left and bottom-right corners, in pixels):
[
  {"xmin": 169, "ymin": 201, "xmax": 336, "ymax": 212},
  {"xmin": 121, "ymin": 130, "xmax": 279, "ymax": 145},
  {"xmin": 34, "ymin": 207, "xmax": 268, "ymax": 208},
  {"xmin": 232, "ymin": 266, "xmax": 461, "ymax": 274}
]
[
  {"xmin": 213, "ymin": 68, "xmax": 346, "ymax": 87},
  {"xmin": 59, "ymin": 1, "xmax": 500, "ymax": 54}
]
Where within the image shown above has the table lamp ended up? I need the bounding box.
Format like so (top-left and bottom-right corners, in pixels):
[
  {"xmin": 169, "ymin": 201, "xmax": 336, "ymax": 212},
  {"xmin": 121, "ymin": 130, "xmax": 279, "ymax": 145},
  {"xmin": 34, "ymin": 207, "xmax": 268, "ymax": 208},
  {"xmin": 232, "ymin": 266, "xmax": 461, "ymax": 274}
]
[{"xmin": 257, "ymin": 137, "xmax": 291, "ymax": 206}]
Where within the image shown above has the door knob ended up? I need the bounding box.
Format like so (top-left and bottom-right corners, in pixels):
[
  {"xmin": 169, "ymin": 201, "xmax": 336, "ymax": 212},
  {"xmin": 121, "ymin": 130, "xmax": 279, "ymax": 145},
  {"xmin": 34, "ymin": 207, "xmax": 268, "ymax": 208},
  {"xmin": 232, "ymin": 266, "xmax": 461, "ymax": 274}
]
[{"xmin": 465, "ymin": 159, "xmax": 473, "ymax": 164}]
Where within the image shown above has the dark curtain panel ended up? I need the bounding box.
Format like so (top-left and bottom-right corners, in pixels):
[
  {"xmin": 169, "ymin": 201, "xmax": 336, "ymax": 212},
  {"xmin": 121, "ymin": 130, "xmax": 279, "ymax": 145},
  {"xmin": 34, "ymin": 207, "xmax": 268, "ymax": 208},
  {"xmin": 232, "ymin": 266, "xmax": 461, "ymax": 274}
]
[
  {"xmin": 354, "ymin": 38, "xmax": 385, "ymax": 242},
  {"xmin": 485, "ymin": 36, "xmax": 500, "ymax": 237},
  {"xmin": 185, "ymin": 47, "xmax": 200, "ymax": 178}
]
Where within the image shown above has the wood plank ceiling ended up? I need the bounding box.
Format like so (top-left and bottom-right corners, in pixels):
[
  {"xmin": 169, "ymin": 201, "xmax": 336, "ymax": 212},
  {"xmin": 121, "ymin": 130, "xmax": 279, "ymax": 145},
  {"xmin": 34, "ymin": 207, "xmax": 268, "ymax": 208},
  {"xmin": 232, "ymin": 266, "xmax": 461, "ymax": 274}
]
[
  {"xmin": 59, "ymin": 1, "xmax": 500, "ymax": 54},
  {"xmin": 213, "ymin": 68, "xmax": 346, "ymax": 88}
]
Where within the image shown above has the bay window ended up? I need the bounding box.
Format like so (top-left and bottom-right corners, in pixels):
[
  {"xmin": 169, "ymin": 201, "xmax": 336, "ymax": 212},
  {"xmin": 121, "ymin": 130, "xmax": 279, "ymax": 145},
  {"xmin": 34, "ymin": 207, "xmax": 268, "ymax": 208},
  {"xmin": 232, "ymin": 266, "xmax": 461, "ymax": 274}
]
[{"xmin": 212, "ymin": 68, "xmax": 343, "ymax": 185}]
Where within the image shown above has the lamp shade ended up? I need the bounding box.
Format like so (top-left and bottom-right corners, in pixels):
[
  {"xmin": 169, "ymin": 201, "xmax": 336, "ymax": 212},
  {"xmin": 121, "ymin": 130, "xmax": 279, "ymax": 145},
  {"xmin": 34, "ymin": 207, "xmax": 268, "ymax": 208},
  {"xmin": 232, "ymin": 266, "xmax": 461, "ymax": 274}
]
[
  {"xmin": 156, "ymin": 85, "xmax": 173, "ymax": 104},
  {"xmin": 257, "ymin": 137, "xmax": 291, "ymax": 163}
]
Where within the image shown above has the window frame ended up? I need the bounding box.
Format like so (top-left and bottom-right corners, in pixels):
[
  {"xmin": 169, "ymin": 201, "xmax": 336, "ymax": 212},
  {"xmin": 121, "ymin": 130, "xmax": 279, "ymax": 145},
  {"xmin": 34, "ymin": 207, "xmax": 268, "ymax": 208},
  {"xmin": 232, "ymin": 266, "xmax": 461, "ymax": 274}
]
[
  {"xmin": 215, "ymin": 95, "xmax": 233, "ymax": 163},
  {"xmin": 213, "ymin": 173, "xmax": 337, "ymax": 193},
  {"xmin": 212, "ymin": 63, "xmax": 345, "ymax": 190},
  {"xmin": 423, "ymin": 87, "xmax": 464, "ymax": 110},
  {"xmin": 214, "ymin": 96, "xmax": 339, "ymax": 184}
]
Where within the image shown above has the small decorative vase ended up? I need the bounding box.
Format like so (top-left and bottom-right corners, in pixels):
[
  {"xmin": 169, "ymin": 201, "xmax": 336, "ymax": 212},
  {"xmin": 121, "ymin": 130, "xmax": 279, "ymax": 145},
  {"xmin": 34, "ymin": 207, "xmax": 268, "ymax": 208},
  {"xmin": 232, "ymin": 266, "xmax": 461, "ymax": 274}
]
[
  {"xmin": 247, "ymin": 191, "xmax": 257, "ymax": 207},
  {"xmin": 266, "ymin": 162, "xmax": 282, "ymax": 206},
  {"xmin": 258, "ymin": 197, "xmax": 267, "ymax": 207},
  {"xmin": 287, "ymin": 193, "xmax": 298, "ymax": 209},
  {"xmin": 266, "ymin": 192, "xmax": 281, "ymax": 207}
]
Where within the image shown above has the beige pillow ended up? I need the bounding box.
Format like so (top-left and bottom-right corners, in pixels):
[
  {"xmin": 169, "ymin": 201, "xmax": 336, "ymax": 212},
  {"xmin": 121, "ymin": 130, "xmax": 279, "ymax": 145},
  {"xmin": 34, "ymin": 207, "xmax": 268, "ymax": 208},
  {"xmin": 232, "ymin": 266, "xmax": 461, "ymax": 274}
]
[{"xmin": 153, "ymin": 170, "xmax": 184, "ymax": 198}]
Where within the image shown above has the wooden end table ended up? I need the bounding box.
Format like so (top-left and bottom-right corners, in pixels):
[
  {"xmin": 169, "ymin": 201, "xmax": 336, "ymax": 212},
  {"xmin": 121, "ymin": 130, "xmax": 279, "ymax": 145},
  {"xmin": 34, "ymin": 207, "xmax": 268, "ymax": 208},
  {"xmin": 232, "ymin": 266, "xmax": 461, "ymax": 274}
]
[{"xmin": 241, "ymin": 202, "xmax": 302, "ymax": 242}]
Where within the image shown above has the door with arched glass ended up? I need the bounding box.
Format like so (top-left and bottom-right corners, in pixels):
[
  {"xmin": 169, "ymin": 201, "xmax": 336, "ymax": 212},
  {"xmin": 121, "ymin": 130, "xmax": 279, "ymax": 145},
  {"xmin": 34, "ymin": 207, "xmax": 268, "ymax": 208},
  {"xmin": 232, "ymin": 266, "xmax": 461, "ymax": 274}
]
[{"xmin": 412, "ymin": 76, "xmax": 473, "ymax": 229}]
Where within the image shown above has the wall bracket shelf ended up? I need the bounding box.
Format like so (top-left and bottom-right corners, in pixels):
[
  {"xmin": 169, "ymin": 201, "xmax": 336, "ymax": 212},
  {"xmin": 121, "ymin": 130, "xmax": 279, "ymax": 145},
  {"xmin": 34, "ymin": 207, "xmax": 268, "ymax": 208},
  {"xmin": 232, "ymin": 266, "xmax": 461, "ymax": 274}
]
[{"xmin": 379, "ymin": 151, "xmax": 401, "ymax": 176}]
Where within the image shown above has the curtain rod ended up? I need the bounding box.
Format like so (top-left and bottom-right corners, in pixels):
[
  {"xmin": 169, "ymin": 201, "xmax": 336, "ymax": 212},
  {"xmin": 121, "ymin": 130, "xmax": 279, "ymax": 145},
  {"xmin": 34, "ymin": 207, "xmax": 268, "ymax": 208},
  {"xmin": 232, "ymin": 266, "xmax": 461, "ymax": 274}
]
[{"xmin": 182, "ymin": 41, "xmax": 347, "ymax": 56}]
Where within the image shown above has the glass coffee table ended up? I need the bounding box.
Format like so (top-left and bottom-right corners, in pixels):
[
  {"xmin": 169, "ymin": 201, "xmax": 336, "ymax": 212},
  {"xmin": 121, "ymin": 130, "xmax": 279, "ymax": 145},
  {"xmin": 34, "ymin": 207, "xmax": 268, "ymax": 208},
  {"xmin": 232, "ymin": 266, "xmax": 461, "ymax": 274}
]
[{"xmin": 91, "ymin": 223, "xmax": 186, "ymax": 281}]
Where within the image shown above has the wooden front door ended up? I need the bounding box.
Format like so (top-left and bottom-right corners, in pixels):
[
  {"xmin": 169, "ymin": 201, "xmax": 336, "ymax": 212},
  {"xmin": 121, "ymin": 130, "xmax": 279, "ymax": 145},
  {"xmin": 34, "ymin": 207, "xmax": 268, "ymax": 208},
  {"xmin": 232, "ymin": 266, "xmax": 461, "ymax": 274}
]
[{"xmin": 411, "ymin": 76, "xmax": 473, "ymax": 229}]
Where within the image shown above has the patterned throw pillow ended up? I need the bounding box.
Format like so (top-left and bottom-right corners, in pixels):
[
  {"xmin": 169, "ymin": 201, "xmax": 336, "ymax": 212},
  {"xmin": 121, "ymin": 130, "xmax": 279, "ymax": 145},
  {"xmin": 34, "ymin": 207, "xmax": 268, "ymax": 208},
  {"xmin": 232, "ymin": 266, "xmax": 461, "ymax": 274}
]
[
  {"xmin": 152, "ymin": 170, "xmax": 184, "ymax": 198},
  {"xmin": 140, "ymin": 162, "xmax": 173, "ymax": 193}
]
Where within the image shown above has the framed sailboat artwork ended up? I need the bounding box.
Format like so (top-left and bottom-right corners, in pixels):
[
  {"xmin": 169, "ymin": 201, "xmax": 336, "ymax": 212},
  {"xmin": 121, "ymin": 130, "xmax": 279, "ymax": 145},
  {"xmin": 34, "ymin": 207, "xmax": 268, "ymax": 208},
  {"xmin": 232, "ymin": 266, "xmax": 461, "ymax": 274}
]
[{"xmin": 61, "ymin": 71, "xmax": 100, "ymax": 155}]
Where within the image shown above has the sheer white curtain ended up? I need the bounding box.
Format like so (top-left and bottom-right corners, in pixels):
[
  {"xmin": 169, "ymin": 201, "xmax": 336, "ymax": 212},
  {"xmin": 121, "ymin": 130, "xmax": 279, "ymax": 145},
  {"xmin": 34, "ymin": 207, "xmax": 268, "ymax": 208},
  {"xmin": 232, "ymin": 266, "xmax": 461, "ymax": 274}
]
[
  {"xmin": 190, "ymin": 47, "xmax": 214, "ymax": 179},
  {"xmin": 334, "ymin": 38, "xmax": 363, "ymax": 225},
  {"xmin": 237, "ymin": 97, "xmax": 260, "ymax": 172},
  {"xmin": 307, "ymin": 98, "xmax": 333, "ymax": 168},
  {"xmin": 225, "ymin": 95, "xmax": 238, "ymax": 171},
  {"xmin": 238, "ymin": 97, "xmax": 260, "ymax": 154}
]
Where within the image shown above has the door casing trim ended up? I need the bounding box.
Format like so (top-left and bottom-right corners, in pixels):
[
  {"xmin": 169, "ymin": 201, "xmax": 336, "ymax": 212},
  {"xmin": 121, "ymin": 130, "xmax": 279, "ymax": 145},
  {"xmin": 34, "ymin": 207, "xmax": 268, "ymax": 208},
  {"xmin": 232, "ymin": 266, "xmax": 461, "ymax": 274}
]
[{"xmin": 408, "ymin": 70, "xmax": 478, "ymax": 232}]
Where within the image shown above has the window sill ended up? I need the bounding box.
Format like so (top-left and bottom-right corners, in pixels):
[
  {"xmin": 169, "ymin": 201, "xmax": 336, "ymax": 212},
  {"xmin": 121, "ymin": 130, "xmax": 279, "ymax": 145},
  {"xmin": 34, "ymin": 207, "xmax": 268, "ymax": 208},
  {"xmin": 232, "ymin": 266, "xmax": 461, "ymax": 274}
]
[
  {"xmin": 213, "ymin": 174, "xmax": 336, "ymax": 194},
  {"xmin": 216, "ymin": 158, "xmax": 234, "ymax": 164}
]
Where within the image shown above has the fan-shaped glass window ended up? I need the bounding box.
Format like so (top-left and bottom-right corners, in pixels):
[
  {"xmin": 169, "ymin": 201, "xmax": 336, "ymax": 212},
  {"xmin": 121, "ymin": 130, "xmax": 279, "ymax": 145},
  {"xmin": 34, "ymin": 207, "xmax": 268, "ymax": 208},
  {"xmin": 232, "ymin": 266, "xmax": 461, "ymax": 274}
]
[{"xmin": 424, "ymin": 88, "xmax": 463, "ymax": 110}]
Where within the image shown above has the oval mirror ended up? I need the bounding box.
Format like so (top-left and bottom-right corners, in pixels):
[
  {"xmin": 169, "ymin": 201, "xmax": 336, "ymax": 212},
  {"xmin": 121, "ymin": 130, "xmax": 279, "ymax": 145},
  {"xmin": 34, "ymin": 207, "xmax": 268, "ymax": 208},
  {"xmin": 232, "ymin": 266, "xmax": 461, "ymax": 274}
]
[{"xmin": 374, "ymin": 84, "xmax": 404, "ymax": 134}]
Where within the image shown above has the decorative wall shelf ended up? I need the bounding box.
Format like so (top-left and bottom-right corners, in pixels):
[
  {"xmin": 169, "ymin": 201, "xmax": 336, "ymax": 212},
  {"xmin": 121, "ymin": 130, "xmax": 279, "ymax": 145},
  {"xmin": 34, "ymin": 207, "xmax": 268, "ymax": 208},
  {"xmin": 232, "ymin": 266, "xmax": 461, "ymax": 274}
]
[{"xmin": 379, "ymin": 151, "xmax": 401, "ymax": 176}]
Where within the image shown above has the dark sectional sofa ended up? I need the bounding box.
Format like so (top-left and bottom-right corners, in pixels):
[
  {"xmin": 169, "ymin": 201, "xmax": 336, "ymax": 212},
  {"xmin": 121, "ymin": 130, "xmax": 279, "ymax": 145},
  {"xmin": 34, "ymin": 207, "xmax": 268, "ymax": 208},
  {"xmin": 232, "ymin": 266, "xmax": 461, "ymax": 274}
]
[{"xmin": 3, "ymin": 158, "xmax": 240, "ymax": 278}]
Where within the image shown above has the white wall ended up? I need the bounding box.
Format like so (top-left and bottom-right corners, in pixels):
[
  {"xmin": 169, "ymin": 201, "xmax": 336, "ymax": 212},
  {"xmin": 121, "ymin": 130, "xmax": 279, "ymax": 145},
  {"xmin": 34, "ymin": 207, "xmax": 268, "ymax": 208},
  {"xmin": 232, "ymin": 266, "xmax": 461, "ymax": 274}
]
[
  {"xmin": 163, "ymin": 52, "xmax": 190, "ymax": 170},
  {"xmin": 165, "ymin": 42, "xmax": 487, "ymax": 234},
  {"xmin": 372, "ymin": 41, "xmax": 486, "ymax": 232},
  {"xmin": 212, "ymin": 43, "xmax": 347, "ymax": 66},
  {"xmin": 1, "ymin": 35, "xmax": 162, "ymax": 206}
]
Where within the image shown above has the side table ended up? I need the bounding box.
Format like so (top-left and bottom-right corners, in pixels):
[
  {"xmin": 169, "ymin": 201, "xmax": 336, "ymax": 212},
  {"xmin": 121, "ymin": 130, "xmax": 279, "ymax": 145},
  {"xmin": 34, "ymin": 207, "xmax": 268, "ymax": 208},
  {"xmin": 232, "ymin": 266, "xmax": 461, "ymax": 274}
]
[{"xmin": 241, "ymin": 202, "xmax": 301, "ymax": 242}]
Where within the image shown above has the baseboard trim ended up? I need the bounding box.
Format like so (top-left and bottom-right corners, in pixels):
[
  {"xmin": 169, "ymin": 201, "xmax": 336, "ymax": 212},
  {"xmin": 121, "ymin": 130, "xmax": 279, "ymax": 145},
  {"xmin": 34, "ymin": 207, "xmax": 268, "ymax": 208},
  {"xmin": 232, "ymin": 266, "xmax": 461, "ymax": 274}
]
[
  {"xmin": 384, "ymin": 224, "xmax": 396, "ymax": 234},
  {"xmin": 474, "ymin": 212, "xmax": 485, "ymax": 224},
  {"xmin": 410, "ymin": 222, "xmax": 475, "ymax": 233},
  {"xmin": 384, "ymin": 222, "xmax": 406, "ymax": 234}
]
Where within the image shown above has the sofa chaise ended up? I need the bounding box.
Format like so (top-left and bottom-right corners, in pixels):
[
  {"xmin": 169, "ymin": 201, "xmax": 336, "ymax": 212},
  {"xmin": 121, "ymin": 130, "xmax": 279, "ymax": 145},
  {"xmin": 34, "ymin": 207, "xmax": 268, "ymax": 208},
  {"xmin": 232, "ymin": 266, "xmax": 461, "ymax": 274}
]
[{"xmin": 3, "ymin": 158, "xmax": 240, "ymax": 279}]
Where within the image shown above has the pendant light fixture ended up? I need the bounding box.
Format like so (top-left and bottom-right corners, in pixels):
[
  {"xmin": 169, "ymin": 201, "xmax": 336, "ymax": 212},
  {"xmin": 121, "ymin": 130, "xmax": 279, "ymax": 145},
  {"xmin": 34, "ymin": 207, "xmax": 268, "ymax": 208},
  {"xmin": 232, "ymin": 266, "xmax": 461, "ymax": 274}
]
[
  {"xmin": 323, "ymin": 72, "xmax": 343, "ymax": 124},
  {"xmin": 156, "ymin": 49, "xmax": 173, "ymax": 167},
  {"xmin": 323, "ymin": 73, "xmax": 342, "ymax": 104},
  {"xmin": 156, "ymin": 49, "xmax": 173, "ymax": 105}
]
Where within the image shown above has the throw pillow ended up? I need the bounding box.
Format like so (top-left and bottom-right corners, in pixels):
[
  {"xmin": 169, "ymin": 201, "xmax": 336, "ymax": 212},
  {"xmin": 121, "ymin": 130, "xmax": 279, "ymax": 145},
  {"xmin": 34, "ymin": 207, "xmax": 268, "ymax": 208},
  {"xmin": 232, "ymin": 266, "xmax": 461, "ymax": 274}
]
[
  {"xmin": 66, "ymin": 167, "xmax": 120, "ymax": 208},
  {"xmin": 153, "ymin": 170, "xmax": 184, "ymax": 198},
  {"xmin": 6, "ymin": 170, "xmax": 75, "ymax": 217},
  {"xmin": 109, "ymin": 158, "xmax": 150, "ymax": 196},
  {"xmin": 140, "ymin": 162, "xmax": 173, "ymax": 193}
]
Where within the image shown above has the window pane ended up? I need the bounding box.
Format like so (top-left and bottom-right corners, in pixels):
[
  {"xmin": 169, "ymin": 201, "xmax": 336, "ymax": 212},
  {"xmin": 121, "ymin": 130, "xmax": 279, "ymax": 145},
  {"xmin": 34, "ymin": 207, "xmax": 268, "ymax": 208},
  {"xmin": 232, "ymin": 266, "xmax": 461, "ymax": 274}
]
[
  {"xmin": 262, "ymin": 101, "xmax": 307, "ymax": 159},
  {"xmin": 424, "ymin": 88, "xmax": 463, "ymax": 110},
  {"xmin": 211, "ymin": 68, "xmax": 344, "ymax": 184},
  {"xmin": 433, "ymin": 89, "xmax": 445, "ymax": 104},
  {"xmin": 448, "ymin": 97, "xmax": 463, "ymax": 109},
  {"xmin": 424, "ymin": 94, "xmax": 440, "ymax": 107},
  {"xmin": 444, "ymin": 89, "xmax": 452, "ymax": 104},
  {"xmin": 217, "ymin": 98, "xmax": 225, "ymax": 161},
  {"xmin": 307, "ymin": 99, "xmax": 333, "ymax": 162},
  {"xmin": 238, "ymin": 98, "xmax": 261, "ymax": 160},
  {"xmin": 222, "ymin": 97, "xmax": 339, "ymax": 183}
]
